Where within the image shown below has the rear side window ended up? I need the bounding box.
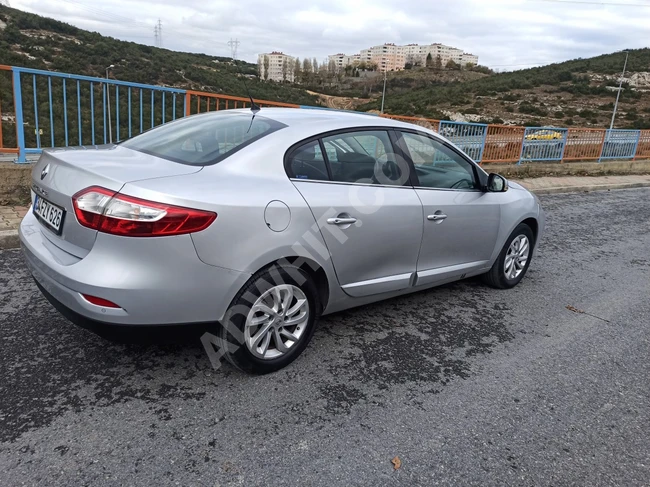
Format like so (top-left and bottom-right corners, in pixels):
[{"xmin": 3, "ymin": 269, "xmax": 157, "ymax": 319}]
[
  {"xmin": 286, "ymin": 141, "xmax": 329, "ymax": 181},
  {"xmin": 322, "ymin": 130, "xmax": 404, "ymax": 186},
  {"xmin": 122, "ymin": 112, "xmax": 285, "ymax": 165}
]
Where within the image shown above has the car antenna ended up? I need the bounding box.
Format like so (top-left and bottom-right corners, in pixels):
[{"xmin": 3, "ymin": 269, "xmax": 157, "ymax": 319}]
[
  {"xmin": 231, "ymin": 55, "xmax": 260, "ymax": 133},
  {"xmin": 243, "ymin": 76, "xmax": 261, "ymax": 114}
]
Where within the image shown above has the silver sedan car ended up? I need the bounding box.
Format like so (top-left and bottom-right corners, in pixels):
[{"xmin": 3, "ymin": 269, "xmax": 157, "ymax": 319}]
[{"xmin": 20, "ymin": 108, "xmax": 544, "ymax": 374}]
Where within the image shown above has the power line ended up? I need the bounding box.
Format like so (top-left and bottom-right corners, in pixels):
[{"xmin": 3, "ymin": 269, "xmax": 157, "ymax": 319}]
[
  {"xmin": 530, "ymin": 0, "xmax": 650, "ymax": 6},
  {"xmin": 59, "ymin": 0, "xmax": 149, "ymax": 26}
]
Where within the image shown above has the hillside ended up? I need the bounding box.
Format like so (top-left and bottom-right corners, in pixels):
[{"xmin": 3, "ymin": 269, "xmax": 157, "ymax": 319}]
[
  {"xmin": 0, "ymin": 5, "xmax": 318, "ymax": 105},
  {"xmin": 359, "ymin": 50, "xmax": 650, "ymax": 129}
]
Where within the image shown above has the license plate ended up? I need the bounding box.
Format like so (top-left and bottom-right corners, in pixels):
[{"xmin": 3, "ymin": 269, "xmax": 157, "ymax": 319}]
[{"xmin": 33, "ymin": 195, "xmax": 65, "ymax": 235}]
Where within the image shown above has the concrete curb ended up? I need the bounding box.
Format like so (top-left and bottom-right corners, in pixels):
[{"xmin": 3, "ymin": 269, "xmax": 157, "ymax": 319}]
[
  {"xmin": 1, "ymin": 184, "xmax": 649, "ymax": 251},
  {"xmin": 0, "ymin": 230, "xmax": 20, "ymax": 250},
  {"xmin": 526, "ymin": 182, "xmax": 650, "ymax": 195}
]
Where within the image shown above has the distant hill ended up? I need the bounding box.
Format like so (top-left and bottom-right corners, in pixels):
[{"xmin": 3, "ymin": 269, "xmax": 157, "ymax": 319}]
[
  {"xmin": 358, "ymin": 49, "xmax": 650, "ymax": 129},
  {"xmin": 0, "ymin": 5, "xmax": 318, "ymax": 105}
]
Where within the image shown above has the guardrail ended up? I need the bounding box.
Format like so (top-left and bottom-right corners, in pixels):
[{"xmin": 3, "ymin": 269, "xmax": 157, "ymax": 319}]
[
  {"xmin": 1, "ymin": 65, "xmax": 649, "ymax": 165},
  {"xmin": 0, "ymin": 65, "xmax": 18, "ymax": 155}
]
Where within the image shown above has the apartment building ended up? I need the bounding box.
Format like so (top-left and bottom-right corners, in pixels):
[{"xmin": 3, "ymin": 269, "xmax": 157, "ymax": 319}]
[
  {"xmin": 328, "ymin": 43, "xmax": 478, "ymax": 71},
  {"xmin": 329, "ymin": 53, "xmax": 359, "ymax": 70},
  {"xmin": 257, "ymin": 52, "xmax": 295, "ymax": 82}
]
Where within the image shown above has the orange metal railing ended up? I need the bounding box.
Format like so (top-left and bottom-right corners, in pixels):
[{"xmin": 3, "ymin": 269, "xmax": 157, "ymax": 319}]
[
  {"xmin": 0, "ymin": 65, "xmax": 19, "ymax": 155},
  {"xmin": 379, "ymin": 113, "xmax": 440, "ymax": 133},
  {"xmin": 481, "ymin": 125, "xmax": 526, "ymax": 164},
  {"xmin": 634, "ymin": 130, "xmax": 650, "ymax": 160},
  {"xmin": 184, "ymin": 90, "xmax": 300, "ymax": 116},
  {"xmin": 562, "ymin": 128, "xmax": 606, "ymax": 161}
]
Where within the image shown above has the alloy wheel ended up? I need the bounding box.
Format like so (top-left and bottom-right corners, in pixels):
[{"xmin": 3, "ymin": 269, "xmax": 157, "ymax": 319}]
[
  {"xmin": 244, "ymin": 284, "xmax": 310, "ymax": 360},
  {"xmin": 504, "ymin": 234, "xmax": 530, "ymax": 280}
]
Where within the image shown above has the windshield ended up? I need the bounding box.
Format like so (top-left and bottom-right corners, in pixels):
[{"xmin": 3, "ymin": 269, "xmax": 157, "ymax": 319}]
[{"xmin": 122, "ymin": 112, "xmax": 285, "ymax": 165}]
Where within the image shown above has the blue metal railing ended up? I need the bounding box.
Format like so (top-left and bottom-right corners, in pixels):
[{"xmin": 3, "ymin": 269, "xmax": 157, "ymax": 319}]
[
  {"xmin": 11, "ymin": 66, "xmax": 186, "ymax": 162},
  {"xmin": 438, "ymin": 121, "xmax": 488, "ymax": 162},
  {"xmin": 2, "ymin": 65, "xmax": 650, "ymax": 164},
  {"xmin": 519, "ymin": 127, "xmax": 569, "ymax": 163},
  {"xmin": 599, "ymin": 129, "xmax": 640, "ymax": 161}
]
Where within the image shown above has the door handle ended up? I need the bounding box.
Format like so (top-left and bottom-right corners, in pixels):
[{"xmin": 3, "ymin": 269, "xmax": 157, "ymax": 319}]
[
  {"xmin": 427, "ymin": 214, "xmax": 448, "ymax": 221},
  {"xmin": 327, "ymin": 217, "xmax": 357, "ymax": 225}
]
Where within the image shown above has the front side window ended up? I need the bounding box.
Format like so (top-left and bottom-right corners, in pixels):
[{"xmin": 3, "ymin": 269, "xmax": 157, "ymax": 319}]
[
  {"xmin": 122, "ymin": 112, "xmax": 285, "ymax": 166},
  {"xmin": 400, "ymin": 132, "xmax": 478, "ymax": 190},
  {"xmin": 321, "ymin": 130, "xmax": 406, "ymax": 186}
]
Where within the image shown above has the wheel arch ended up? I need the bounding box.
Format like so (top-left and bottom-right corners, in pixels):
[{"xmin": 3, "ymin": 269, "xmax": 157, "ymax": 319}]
[
  {"xmin": 245, "ymin": 256, "xmax": 331, "ymax": 314},
  {"xmin": 521, "ymin": 217, "xmax": 539, "ymax": 245}
]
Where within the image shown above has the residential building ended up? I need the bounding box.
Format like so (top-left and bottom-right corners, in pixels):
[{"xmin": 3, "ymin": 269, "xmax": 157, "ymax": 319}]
[
  {"xmin": 328, "ymin": 43, "xmax": 478, "ymax": 72},
  {"xmin": 258, "ymin": 52, "xmax": 295, "ymax": 82}
]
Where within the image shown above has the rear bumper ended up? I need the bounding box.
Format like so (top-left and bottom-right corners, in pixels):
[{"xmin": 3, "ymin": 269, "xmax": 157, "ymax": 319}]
[{"xmin": 20, "ymin": 211, "xmax": 251, "ymax": 325}]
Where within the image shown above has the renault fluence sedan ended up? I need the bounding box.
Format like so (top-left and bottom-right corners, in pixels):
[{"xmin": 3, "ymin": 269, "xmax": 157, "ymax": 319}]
[{"xmin": 21, "ymin": 108, "xmax": 544, "ymax": 374}]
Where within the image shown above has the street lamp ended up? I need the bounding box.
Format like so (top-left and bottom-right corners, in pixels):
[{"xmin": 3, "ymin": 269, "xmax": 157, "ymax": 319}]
[
  {"xmin": 609, "ymin": 51, "xmax": 628, "ymax": 130},
  {"xmin": 106, "ymin": 64, "xmax": 114, "ymax": 143},
  {"xmin": 380, "ymin": 67, "xmax": 388, "ymax": 114}
]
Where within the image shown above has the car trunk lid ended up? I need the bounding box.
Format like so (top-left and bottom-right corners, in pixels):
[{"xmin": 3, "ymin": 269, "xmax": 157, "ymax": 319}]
[{"xmin": 30, "ymin": 145, "xmax": 202, "ymax": 257}]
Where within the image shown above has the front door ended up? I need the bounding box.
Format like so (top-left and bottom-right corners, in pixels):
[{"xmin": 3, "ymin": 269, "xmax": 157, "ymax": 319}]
[
  {"xmin": 398, "ymin": 130, "xmax": 501, "ymax": 286},
  {"xmin": 286, "ymin": 130, "xmax": 423, "ymax": 297}
]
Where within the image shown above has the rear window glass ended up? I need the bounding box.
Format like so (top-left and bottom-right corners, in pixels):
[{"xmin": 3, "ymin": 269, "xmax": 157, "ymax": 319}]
[{"xmin": 122, "ymin": 112, "xmax": 285, "ymax": 165}]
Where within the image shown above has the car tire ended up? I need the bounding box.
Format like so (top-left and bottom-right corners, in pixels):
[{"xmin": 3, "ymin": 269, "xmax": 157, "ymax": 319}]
[
  {"xmin": 482, "ymin": 223, "xmax": 534, "ymax": 289},
  {"xmin": 219, "ymin": 264, "xmax": 320, "ymax": 374}
]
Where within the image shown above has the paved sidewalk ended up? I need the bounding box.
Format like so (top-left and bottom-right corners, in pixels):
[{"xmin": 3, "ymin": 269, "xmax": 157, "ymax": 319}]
[
  {"xmin": 0, "ymin": 205, "xmax": 29, "ymax": 230},
  {"xmin": 1, "ymin": 176, "xmax": 650, "ymax": 249},
  {"xmin": 516, "ymin": 174, "xmax": 650, "ymax": 194}
]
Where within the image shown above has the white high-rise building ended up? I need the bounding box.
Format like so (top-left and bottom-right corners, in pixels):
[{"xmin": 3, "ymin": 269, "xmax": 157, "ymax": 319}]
[{"xmin": 258, "ymin": 52, "xmax": 296, "ymax": 82}]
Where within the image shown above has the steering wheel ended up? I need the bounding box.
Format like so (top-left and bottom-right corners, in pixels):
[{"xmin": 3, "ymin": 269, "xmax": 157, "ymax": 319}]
[{"xmin": 450, "ymin": 179, "xmax": 472, "ymax": 190}]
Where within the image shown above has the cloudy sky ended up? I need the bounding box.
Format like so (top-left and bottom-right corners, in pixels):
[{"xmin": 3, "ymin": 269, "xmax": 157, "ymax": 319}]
[{"xmin": 10, "ymin": 0, "xmax": 650, "ymax": 70}]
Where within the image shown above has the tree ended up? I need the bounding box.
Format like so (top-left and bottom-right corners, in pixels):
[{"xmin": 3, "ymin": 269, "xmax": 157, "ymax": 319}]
[
  {"xmin": 294, "ymin": 58, "xmax": 301, "ymax": 83},
  {"xmin": 426, "ymin": 52, "xmax": 433, "ymax": 68},
  {"xmin": 434, "ymin": 55, "xmax": 442, "ymax": 70},
  {"xmin": 263, "ymin": 55, "xmax": 270, "ymax": 81},
  {"xmin": 302, "ymin": 58, "xmax": 312, "ymax": 83},
  {"xmin": 312, "ymin": 57, "xmax": 319, "ymax": 73},
  {"xmin": 282, "ymin": 59, "xmax": 288, "ymax": 82},
  {"xmin": 257, "ymin": 57, "xmax": 263, "ymax": 78},
  {"xmin": 328, "ymin": 59, "xmax": 336, "ymax": 75},
  {"xmin": 445, "ymin": 59, "xmax": 460, "ymax": 70}
]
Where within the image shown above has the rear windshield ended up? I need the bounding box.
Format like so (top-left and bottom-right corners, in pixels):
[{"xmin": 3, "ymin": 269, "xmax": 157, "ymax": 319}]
[{"xmin": 122, "ymin": 112, "xmax": 285, "ymax": 165}]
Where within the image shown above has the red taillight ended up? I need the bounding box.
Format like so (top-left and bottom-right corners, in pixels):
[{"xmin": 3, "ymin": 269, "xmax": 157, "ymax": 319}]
[
  {"xmin": 72, "ymin": 186, "xmax": 216, "ymax": 237},
  {"xmin": 81, "ymin": 294, "xmax": 121, "ymax": 308}
]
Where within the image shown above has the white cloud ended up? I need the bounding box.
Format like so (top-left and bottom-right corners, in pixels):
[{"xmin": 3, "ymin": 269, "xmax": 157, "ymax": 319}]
[{"xmin": 10, "ymin": 0, "xmax": 650, "ymax": 69}]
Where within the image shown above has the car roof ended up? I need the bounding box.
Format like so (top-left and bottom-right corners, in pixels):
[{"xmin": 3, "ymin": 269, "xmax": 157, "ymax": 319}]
[{"xmin": 226, "ymin": 107, "xmax": 427, "ymax": 131}]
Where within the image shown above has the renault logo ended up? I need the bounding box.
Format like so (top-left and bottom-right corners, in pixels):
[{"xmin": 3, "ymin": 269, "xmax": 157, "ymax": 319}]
[{"xmin": 40, "ymin": 164, "xmax": 50, "ymax": 180}]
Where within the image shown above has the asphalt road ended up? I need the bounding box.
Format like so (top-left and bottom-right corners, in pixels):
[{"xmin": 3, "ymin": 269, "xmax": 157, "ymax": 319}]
[{"xmin": 1, "ymin": 188, "xmax": 649, "ymax": 486}]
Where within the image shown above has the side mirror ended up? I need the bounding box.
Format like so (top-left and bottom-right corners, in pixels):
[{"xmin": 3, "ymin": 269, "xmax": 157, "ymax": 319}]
[{"xmin": 487, "ymin": 173, "xmax": 508, "ymax": 192}]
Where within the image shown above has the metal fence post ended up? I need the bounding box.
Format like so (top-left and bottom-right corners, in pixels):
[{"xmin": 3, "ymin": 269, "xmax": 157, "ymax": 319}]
[
  {"xmin": 12, "ymin": 68, "xmax": 27, "ymax": 163},
  {"xmin": 517, "ymin": 128, "xmax": 528, "ymax": 165}
]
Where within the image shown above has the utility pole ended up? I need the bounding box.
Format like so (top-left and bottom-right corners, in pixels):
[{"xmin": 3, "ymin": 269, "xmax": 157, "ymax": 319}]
[
  {"xmin": 380, "ymin": 68, "xmax": 388, "ymax": 114},
  {"xmin": 227, "ymin": 38, "xmax": 240, "ymax": 61},
  {"xmin": 106, "ymin": 65, "xmax": 114, "ymax": 143},
  {"xmin": 609, "ymin": 51, "xmax": 629, "ymax": 130}
]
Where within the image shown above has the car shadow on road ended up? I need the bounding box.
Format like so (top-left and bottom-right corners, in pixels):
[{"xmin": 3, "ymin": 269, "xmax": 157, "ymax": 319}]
[{"xmin": 3, "ymin": 262, "xmax": 519, "ymax": 442}]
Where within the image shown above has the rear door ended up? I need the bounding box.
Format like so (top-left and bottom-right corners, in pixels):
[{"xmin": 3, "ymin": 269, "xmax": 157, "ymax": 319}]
[
  {"xmin": 287, "ymin": 129, "xmax": 423, "ymax": 297},
  {"xmin": 397, "ymin": 130, "xmax": 501, "ymax": 286}
]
